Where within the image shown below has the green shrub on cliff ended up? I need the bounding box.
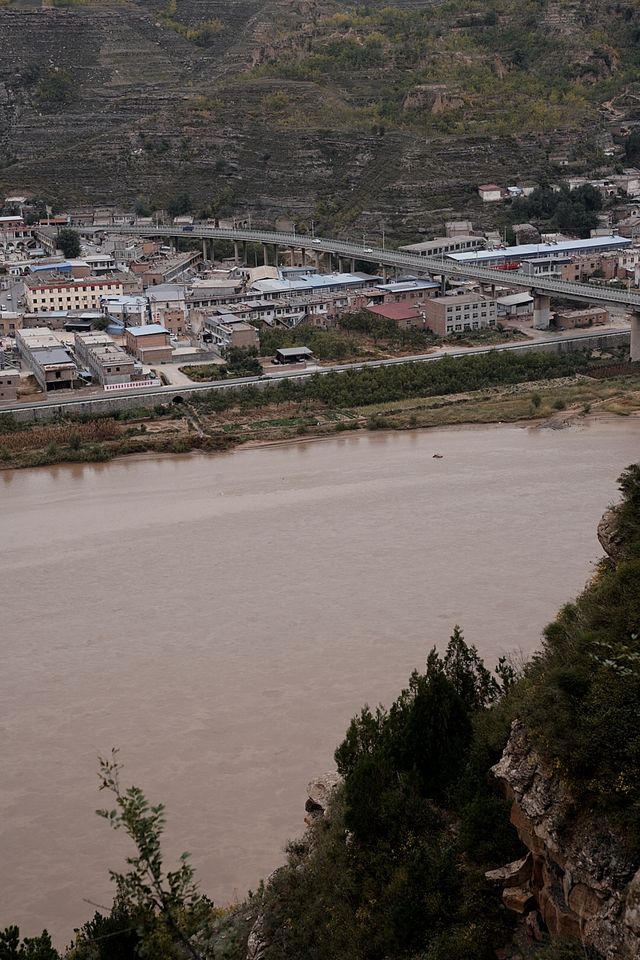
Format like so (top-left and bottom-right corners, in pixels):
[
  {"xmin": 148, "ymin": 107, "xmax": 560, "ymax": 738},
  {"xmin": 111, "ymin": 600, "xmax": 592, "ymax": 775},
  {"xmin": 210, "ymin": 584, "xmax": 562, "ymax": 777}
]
[{"xmin": 518, "ymin": 465, "xmax": 640, "ymax": 844}]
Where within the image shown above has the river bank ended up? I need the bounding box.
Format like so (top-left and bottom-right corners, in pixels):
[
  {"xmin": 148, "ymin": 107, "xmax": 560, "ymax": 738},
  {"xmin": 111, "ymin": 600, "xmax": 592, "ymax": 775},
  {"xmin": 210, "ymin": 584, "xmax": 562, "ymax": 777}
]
[{"xmin": 1, "ymin": 370, "xmax": 640, "ymax": 471}]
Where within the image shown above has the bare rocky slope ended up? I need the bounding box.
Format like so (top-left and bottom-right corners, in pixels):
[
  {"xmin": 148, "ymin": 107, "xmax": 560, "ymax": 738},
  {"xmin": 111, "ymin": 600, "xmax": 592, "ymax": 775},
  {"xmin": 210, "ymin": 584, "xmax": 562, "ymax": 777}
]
[{"xmin": 2, "ymin": 0, "xmax": 640, "ymax": 235}]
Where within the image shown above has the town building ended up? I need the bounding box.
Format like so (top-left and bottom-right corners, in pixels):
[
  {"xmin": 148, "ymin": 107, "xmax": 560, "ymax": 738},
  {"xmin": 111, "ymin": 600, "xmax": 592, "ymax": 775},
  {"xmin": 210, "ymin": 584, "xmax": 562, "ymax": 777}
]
[
  {"xmin": 203, "ymin": 314, "xmax": 260, "ymax": 352},
  {"xmin": 124, "ymin": 324, "xmax": 173, "ymax": 364},
  {"xmin": 398, "ymin": 236, "xmax": 485, "ymax": 258},
  {"xmin": 496, "ymin": 293, "xmax": 534, "ymax": 322},
  {"xmin": 478, "ymin": 184, "xmax": 503, "ymax": 202},
  {"xmin": 365, "ymin": 303, "xmax": 426, "ymax": 330},
  {"xmin": 554, "ymin": 307, "xmax": 608, "ymax": 330},
  {"xmin": 0, "ymin": 312, "xmax": 23, "ymax": 337},
  {"xmin": 25, "ymin": 274, "xmax": 125, "ymax": 314},
  {"xmin": 16, "ymin": 328, "xmax": 78, "ymax": 392},
  {"xmin": 424, "ymin": 294, "xmax": 497, "ymax": 336},
  {"xmin": 249, "ymin": 272, "xmax": 381, "ymax": 300},
  {"xmin": 373, "ymin": 280, "xmax": 440, "ymax": 303},
  {"xmin": 102, "ymin": 294, "xmax": 150, "ymax": 327},
  {"xmin": 74, "ymin": 331, "xmax": 137, "ymax": 385},
  {"xmin": 447, "ymin": 235, "xmax": 633, "ymax": 268},
  {"xmin": 0, "ymin": 367, "xmax": 19, "ymax": 402}
]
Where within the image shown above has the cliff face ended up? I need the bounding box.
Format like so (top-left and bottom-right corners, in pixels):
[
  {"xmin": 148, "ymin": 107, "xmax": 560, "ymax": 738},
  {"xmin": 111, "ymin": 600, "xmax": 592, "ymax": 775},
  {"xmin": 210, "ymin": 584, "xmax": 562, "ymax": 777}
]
[{"xmin": 489, "ymin": 720, "xmax": 640, "ymax": 958}]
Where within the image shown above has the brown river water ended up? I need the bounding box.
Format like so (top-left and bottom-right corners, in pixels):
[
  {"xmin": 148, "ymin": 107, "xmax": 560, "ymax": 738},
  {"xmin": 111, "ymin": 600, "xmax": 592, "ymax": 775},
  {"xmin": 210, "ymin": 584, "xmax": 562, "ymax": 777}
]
[{"xmin": 1, "ymin": 418, "xmax": 639, "ymax": 945}]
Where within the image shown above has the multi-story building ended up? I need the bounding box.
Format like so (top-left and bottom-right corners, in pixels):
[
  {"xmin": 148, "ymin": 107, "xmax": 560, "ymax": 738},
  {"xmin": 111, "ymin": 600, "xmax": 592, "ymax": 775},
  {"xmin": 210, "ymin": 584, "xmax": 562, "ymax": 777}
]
[
  {"xmin": 74, "ymin": 331, "xmax": 136, "ymax": 385},
  {"xmin": 0, "ymin": 311, "xmax": 23, "ymax": 337},
  {"xmin": 203, "ymin": 314, "xmax": 260, "ymax": 352},
  {"xmin": 16, "ymin": 328, "xmax": 78, "ymax": 392},
  {"xmin": 124, "ymin": 324, "xmax": 173, "ymax": 364},
  {"xmin": 0, "ymin": 368, "xmax": 19, "ymax": 402},
  {"xmin": 25, "ymin": 274, "xmax": 125, "ymax": 314},
  {"xmin": 424, "ymin": 294, "xmax": 497, "ymax": 336}
]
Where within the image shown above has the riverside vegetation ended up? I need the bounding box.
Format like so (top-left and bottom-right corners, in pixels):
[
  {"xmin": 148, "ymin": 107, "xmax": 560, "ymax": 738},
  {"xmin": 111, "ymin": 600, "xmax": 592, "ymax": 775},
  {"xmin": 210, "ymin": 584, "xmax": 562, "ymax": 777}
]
[
  {"xmin": 1, "ymin": 349, "xmax": 639, "ymax": 471},
  {"xmin": 3, "ymin": 466, "xmax": 639, "ymax": 960}
]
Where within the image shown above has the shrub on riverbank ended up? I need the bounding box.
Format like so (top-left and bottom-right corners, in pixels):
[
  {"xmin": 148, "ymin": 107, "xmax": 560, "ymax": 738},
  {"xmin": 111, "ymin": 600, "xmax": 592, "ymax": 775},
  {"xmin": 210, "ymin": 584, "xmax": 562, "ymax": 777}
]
[{"xmin": 192, "ymin": 349, "xmax": 593, "ymax": 414}]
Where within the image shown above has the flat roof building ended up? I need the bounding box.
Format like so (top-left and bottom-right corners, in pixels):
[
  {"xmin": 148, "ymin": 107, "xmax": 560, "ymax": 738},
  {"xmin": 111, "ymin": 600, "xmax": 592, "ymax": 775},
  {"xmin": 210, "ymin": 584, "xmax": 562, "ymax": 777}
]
[
  {"xmin": 447, "ymin": 235, "xmax": 632, "ymax": 267},
  {"xmin": 273, "ymin": 346, "xmax": 313, "ymax": 364},
  {"xmin": 124, "ymin": 324, "xmax": 173, "ymax": 364},
  {"xmin": 398, "ymin": 235, "xmax": 485, "ymax": 257},
  {"xmin": 424, "ymin": 294, "xmax": 497, "ymax": 337},
  {"xmin": 16, "ymin": 327, "xmax": 78, "ymax": 392},
  {"xmin": 0, "ymin": 367, "xmax": 19, "ymax": 403},
  {"xmin": 75, "ymin": 331, "xmax": 137, "ymax": 385}
]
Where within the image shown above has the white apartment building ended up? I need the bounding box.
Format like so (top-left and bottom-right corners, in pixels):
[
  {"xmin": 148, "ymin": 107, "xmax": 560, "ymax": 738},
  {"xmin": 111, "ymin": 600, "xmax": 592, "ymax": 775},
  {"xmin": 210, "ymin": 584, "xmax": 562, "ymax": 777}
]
[{"xmin": 25, "ymin": 275, "xmax": 124, "ymax": 313}]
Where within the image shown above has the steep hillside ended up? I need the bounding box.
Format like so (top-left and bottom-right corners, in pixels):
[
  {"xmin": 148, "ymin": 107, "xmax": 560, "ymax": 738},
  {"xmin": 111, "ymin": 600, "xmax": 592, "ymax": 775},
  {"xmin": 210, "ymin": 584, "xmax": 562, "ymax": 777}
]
[{"xmin": 1, "ymin": 0, "xmax": 640, "ymax": 234}]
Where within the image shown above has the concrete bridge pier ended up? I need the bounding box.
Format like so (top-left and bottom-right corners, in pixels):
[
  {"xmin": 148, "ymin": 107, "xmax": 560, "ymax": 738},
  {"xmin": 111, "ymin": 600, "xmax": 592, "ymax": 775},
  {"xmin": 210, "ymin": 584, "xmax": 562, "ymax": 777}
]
[
  {"xmin": 262, "ymin": 243, "xmax": 269, "ymax": 265},
  {"xmin": 533, "ymin": 293, "xmax": 552, "ymax": 329},
  {"xmin": 202, "ymin": 239, "xmax": 208, "ymax": 261},
  {"xmin": 631, "ymin": 311, "xmax": 640, "ymax": 361},
  {"xmin": 234, "ymin": 241, "xmax": 240, "ymax": 264},
  {"xmin": 314, "ymin": 251, "xmax": 321, "ymax": 271},
  {"xmin": 351, "ymin": 258, "xmax": 356, "ymax": 272}
]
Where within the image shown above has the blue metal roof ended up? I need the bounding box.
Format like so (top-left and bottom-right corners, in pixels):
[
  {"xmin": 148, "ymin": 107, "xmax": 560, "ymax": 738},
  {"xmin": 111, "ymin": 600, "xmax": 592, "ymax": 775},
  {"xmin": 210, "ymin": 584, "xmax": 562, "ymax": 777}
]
[{"xmin": 449, "ymin": 235, "xmax": 632, "ymax": 264}]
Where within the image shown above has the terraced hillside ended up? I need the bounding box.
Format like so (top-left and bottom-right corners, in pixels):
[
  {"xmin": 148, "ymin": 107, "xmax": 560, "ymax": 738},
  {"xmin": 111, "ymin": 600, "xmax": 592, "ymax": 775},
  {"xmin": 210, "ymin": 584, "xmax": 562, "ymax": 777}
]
[{"xmin": 1, "ymin": 0, "xmax": 640, "ymax": 236}]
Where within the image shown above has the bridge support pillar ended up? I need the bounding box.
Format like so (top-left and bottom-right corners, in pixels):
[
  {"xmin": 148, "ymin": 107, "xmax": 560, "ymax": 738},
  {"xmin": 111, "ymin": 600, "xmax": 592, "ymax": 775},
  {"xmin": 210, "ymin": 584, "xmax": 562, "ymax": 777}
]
[
  {"xmin": 631, "ymin": 311, "xmax": 640, "ymax": 361},
  {"xmin": 314, "ymin": 251, "xmax": 320, "ymax": 271},
  {"xmin": 533, "ymin": 293, "xmax": 551, "ymax": 329},
  {"xmin": 262, "ymin": 243, "xmax": 269, "ymax": 266},
  {"xmin": 351, "ymin": 258, "xmax": 356, "ymax": 272},
  {"xmin": 202, "ymin": 239, "xmax": 208, "ymax": 261},
  {"xmin": 234, "ymin": 241, "xmax": 240, "ymax": 264}
]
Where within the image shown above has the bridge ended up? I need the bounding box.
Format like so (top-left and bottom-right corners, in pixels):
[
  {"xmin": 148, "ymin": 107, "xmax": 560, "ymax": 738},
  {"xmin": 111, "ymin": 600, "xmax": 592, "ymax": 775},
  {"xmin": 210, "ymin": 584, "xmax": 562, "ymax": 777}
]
[{"xmin": 82, "ymin": 224, "xmax": 640, "ymax": 359}]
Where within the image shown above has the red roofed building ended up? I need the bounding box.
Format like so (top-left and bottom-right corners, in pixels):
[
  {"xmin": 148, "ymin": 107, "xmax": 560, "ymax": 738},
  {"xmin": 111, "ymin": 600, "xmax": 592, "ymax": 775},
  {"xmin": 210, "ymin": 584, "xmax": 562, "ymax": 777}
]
[{"xmin": 365, "ymin": 303, "xmax": 426, "ymax": 330}]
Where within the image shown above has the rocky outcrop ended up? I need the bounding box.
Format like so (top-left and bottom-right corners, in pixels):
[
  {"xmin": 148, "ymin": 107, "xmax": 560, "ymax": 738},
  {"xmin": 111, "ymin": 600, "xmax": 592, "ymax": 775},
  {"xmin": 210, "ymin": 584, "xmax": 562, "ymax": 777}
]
[
  {"xmin": 489, "ymin": 720, "xmax": 640, "ymax": 958},
  {"xmin": 304, "ymin": 771, "xmax": 341, "ymax": 824},
  {"xmin": 402, "ymin": 84, "xmax": 464, "ymax": 114},
  {"xmin": 597, "ymin": 505, "xmax": 625, "ymax": 561}
]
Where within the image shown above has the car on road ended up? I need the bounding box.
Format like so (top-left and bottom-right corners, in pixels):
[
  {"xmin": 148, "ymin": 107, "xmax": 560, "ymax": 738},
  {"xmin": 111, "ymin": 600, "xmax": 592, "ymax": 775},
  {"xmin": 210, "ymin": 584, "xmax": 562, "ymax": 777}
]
[
  {"xmin": 364, "ymin": 247, "xmax": 373, "ymax": 253},
  {"xmin": 182, "ymin": 226, "xmax": 194, "ymax": 232}
]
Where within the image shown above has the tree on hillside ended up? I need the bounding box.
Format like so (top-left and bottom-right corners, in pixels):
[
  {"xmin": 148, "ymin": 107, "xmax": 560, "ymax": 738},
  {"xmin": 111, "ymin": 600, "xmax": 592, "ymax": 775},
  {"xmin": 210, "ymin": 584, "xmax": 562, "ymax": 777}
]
[{"xmin": 57, "ymin": 228, "xmax": 80, "ymax": 259}]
